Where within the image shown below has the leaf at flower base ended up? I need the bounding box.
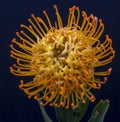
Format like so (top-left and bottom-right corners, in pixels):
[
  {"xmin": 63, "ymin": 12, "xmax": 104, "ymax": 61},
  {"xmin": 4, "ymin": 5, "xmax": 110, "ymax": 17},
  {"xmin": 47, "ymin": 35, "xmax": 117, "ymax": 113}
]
[
  {"xmin": 55, "ymin": 98, "xmax": 89, "ymax": 122},
  {"xmin": 37, "ymin": 101, "xmax": 53, "ymax": 122},
  {"xmin": 88, "ymin": 99, "xmax": 110, "ymax": 122},
  {"xmin": 73, "ymin": 97, "xmax": 89, "ymax": 122},
  {"xmin": 55, "ymin": 107, "xmax": 75, "ymax": 122}
]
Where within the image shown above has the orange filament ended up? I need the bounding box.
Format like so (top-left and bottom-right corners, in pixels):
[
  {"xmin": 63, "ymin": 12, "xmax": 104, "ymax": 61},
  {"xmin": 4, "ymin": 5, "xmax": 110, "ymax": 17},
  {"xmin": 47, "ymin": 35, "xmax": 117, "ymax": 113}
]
[{"xmin": 10, "ymin": 5, "xmax": 115, "ymax": 109}]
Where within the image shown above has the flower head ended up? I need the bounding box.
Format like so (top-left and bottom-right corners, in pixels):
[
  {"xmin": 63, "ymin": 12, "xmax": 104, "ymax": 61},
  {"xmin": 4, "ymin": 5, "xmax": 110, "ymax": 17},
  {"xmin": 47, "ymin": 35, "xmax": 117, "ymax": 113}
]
[{"xmin": 10, "ymin": 5, "xmax": 115, "ymax": 108}]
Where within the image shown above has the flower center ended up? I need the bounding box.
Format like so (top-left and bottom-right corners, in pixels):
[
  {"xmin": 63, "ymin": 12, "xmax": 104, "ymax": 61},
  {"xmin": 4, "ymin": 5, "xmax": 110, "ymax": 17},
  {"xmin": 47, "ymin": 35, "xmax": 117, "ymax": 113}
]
[{"xmin": 31, "ymin": 27, "xmax": 96, "ymax": 87}]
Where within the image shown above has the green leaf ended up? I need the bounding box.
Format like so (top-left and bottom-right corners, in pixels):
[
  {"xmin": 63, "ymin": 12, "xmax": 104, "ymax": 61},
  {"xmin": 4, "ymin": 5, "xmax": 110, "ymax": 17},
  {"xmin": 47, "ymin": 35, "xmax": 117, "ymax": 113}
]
[
  {"xmin": 55, "ymin": 98, "xmax": 89, "ymax": 122},
  {"xmin": 37, "ymin": 101, "xmax": 53, "ymax": 122},
  {"xmin": 55, "ymin": 107, "xmax": 75, "ymax": 122},
  {"xmin": 74, "ymin": 97, "xmax": 89, "ymax": 122},
  {"xmin": 88, "ymin": 100, "xmax": 110, "ymax": 122}
]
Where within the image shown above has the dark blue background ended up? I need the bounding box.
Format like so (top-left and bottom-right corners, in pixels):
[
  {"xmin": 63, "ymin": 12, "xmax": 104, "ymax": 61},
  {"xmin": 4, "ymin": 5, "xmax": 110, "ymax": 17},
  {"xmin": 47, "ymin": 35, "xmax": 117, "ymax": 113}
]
[{"xmin": 0, "ymin": 0, "xmax": 120, "ymax": 122}]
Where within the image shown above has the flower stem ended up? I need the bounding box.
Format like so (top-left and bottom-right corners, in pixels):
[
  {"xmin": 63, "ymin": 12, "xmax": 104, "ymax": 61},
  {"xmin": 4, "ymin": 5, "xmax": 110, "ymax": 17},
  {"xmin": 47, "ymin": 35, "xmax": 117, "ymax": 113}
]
[{"xmin": 37, "ymin": 101, "xmax": 53, "ymax": 122}]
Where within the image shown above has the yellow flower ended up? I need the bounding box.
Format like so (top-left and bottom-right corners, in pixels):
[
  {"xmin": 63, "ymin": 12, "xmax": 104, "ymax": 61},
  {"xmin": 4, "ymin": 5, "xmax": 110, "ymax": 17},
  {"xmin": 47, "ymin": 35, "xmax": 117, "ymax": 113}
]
[{"xmin": 10, "ymin": 5, "xmax": 115, "ymax": 109}]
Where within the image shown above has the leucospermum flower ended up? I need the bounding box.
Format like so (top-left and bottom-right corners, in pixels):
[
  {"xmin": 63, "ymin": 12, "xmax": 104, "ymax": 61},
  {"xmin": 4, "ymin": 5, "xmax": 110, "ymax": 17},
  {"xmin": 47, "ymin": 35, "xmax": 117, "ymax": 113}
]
[{"xmin": 10, "ymin": 5, "xmax": 115, "ymax": 109}]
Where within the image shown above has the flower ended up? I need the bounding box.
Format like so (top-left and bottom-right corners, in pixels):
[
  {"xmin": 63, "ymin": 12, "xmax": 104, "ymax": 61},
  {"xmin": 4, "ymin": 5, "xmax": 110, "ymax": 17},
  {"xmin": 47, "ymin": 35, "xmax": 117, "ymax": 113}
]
[{"xmin": 10, "ymin": 5, "xmax": 115, "ymax": 109}]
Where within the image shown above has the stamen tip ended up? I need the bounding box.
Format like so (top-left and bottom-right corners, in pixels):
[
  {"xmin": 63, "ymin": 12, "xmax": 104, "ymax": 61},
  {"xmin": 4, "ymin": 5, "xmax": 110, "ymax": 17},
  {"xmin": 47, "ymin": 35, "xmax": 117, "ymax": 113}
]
[
  {"xmin": 49, "ymin": 103, "xmax": 53, "ymax": 106},
  {"xmin": 99, "ymin": 19, "xmax": 102, "ymax": 22},
  {"xmin": 106, "ymin": 34, "xmax": 109, "ymax": 38},
  {"xmin": 28, "ymin": 96, "xmax": 32, "ymax": 99},
  {"xmin": 65, "ymin": 106, "xmax": 69, "ymax": 109},
  {"xmin": 10, "ymin": 44, "xmax": 13, "ymax": 48},
  {"xmin": 43, "ymin": 10, "xmax": 46, "ymax": 14},
  {"xmin": 73, "ymin": 5, "xmax": 76, "ymax": 9},
  {"xmin": 20, "ymin": 24, "xmax": 24, "ymax": 27},
  {"xmin": 34, "ymin": 96, "xmax": 37, "ymax": 100},
  {"xmin": 20, "ymin": 30, "xmax": 24, "ymax": 33},
  {"xmin": 53, "ymin": 4, "xmax": 57, "ymax": 9},
  {"xmin": 28, "ymin": 18, "xmax": 31, "ymax": 22},
  {"xmin": 104, "ymin": 77, "xmax": 107, "ymax": 81},
  {"xmin": 108, "ymin": 68, "xmax": 112, "ymax": 72},
  {"xmin": 20, "ymin": 80, "xmax": 24, "ymax": 84},
  {"xmin": 90, "ymin": 96, "xmax": 95, "ymax": 102},
  {"xmin": 55, "ymin": 103, "xmax": 58, "ymax": 107},
  {"xmin": 16, "ymin": 32, "xmax": 19, "ymax": 35},
  {"xmin": 31, "ymin": 14, "xmax": 35, "ymax": 17}
]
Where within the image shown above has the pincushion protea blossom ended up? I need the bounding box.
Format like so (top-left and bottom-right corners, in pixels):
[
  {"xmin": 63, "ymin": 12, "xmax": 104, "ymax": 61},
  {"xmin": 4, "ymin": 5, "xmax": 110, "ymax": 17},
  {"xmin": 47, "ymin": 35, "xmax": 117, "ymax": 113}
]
[{"xmin": 10, "ymin": 5, "xmax": 115, "ymax": 109}]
